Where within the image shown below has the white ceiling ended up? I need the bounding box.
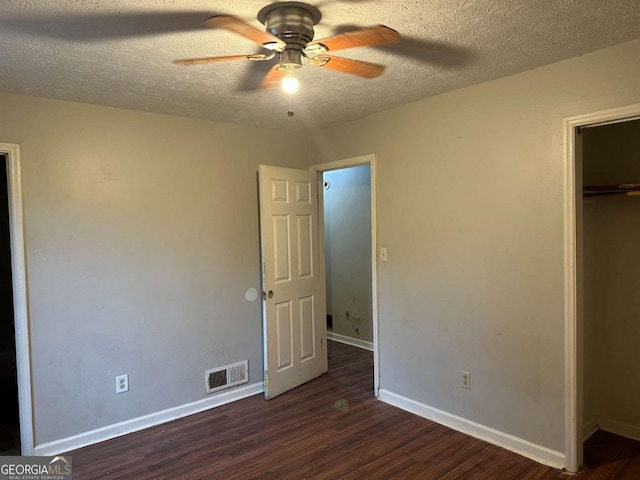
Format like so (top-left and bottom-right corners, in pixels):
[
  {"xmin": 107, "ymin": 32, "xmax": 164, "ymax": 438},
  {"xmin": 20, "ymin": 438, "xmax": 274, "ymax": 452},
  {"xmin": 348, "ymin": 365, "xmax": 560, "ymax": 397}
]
[{"xmin": 1, "ymin": 0, "xmax": 639, "ymax": 129}]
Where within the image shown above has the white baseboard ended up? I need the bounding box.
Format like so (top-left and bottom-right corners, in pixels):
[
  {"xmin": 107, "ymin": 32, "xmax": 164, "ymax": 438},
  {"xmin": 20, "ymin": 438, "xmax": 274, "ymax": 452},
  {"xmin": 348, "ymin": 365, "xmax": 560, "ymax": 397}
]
[
  {"xmin": 599, "ymin": 418, "xmax": 640, "ymax": 442},
  {"xmin": 34, "ymin": 382, "xmax": 263, "ymax": 456},
  {"xmin": 583, "ymin": 417, "xmax": 599, "ymax": 441},
  {"xmin": 378, "ymin": 389, "xmax": 565, "ymax": 470},
  {"xmin": 327, "ymin": 332, "xmax": 374, "ymax": 351}
]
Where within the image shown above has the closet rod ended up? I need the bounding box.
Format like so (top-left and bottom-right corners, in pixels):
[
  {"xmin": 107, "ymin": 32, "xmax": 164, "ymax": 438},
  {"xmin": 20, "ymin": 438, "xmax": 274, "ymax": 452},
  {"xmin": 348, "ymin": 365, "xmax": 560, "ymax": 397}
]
[{"xmin": 583, "ymin": 183, "xmax": 640, "ymax": 197}]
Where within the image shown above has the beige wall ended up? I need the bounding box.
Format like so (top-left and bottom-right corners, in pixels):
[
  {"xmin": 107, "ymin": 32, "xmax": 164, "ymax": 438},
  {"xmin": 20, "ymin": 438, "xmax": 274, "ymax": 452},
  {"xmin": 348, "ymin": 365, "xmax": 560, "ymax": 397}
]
[
  {"xmin": 4, "ymin": 34, "xmax": 640, "ymax": 459},
  {"xmin": 315, "ymin": 38, "xmax": 640, "ymax": 453},
  {"xmin": 0, "ymin": 92, "xmax": 316, "ymax": 445}
]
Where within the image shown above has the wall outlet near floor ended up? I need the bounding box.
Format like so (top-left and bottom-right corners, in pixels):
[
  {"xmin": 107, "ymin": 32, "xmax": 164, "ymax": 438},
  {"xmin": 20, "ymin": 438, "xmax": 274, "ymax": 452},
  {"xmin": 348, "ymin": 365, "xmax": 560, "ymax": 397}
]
[
  {"xmin": 461, "ymin": 371, "xmax": 471, "ymax": 389},
  {"xmin": 116, "ymin": 374, "xmax": 129, "ymax": 393}
]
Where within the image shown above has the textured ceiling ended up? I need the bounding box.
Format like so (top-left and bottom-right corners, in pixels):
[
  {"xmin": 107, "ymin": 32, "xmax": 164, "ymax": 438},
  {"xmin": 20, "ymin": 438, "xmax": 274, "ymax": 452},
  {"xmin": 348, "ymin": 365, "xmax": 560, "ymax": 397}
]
[{"xmin": 0, "ymin": 0, "xmax": 639, "ymax": 129}]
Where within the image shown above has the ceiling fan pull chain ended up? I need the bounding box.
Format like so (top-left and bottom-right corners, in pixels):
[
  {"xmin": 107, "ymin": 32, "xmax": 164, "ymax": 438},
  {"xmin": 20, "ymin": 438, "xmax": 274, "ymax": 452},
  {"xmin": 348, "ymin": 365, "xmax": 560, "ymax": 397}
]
[{"xmin": 287, "ymin": 94, "xmax": 295, "ymax": 118}]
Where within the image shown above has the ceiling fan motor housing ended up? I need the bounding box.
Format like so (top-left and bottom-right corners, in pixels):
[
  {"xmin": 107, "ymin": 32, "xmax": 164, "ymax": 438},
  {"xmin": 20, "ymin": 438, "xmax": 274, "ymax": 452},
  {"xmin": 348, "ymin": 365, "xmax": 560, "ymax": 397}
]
[{"xmin": 258, "ymin": 2, "xmax": 322, "ymax": 69}]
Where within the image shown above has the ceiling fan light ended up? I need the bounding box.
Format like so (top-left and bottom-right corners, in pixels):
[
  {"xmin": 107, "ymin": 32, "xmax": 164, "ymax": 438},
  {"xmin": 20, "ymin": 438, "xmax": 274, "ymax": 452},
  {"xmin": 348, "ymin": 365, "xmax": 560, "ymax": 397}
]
[{"xmin": 281, "ymin": 72, "xmax": 299, "ymax": 94}]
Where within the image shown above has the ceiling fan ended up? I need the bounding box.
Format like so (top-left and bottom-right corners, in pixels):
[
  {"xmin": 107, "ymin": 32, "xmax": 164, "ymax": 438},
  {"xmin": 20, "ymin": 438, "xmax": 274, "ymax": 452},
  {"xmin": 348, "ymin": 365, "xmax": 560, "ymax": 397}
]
[{"xmin": 174, "ymin": 1, "xmax": 400, "ymax": 92}]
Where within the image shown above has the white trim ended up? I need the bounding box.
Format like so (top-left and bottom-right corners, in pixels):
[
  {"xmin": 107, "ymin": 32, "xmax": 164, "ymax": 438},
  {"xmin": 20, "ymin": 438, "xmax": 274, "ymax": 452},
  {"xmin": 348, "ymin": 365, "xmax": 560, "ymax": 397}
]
[
  {"xmin": 317, "ymin": 174, "xmax": 329, "ymax": 374},
  {"xmin": 310, "ymin": 154, "xmax": 380, "ymax": 396},
  {"xmin": 582, "ymin": 416, "xmax": 640, "ymax": 442},
  {"xmin": 599, "ymin": 419, "xmax": 640, "ymax": 442},
  {"xmin": 0, "ymin": 143, "xmax": 33, "ymax": 456},
  {"xmin": 563, "ymin": 115, "xmax": 580, "ymax": 473},
  {"xmin": 34, "ymin": 382, "xmax": 262, "ymax": 456},
  {"xmin": 310, "ymin": 155, "xmax": 373, "ymax": 172},
  {"xmin": 563, "ymin": 103, "xmax": 640, "ymax": 474},
  {"xmin": 370, "ymin": 156, "xmax": 379, "ymax": 396},
  {"xmin": 379, "ymin": 389, "xmax": 565, "ymax": 469},
  {"xmin": 327, "ymin": 332, "xmax": 374, "ymax": 351},
  {"xmin": 582, "ymin": 417, "xmax": 599, "ymax": 441}
]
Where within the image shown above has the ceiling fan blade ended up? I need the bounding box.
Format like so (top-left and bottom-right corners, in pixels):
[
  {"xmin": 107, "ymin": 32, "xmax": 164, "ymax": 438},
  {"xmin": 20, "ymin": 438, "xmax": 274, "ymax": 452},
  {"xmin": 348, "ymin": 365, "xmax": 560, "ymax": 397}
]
[
  {"xmin": 174, "ymin": 55, "xmax": 254, "ymax": 66},
  {"xmin": 309, "ymin": 25, "xmax": 399, "ymax": 53},
  {"xmin": 315, "ymin": 56, "xmax": 385, "ymax": 78},
  {"xmin": 0, "ymin": 11, "xmax": 221, "ymax": 41},
  {"xmin": 174, "ymin": 53, "xmax": 274, "ymax": 66},
  {"xmin": 261, "ymin": 65, "xmax": 287, "ymax": 89},
  {"xmin": 206, "ymin": 15, "xmax": 286, "ymax": 51}
]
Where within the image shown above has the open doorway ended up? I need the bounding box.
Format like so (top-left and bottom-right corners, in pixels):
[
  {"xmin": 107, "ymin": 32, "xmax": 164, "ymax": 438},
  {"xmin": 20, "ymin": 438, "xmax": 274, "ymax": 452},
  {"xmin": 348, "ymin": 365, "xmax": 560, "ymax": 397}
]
[
  {"xmin": 258, "ymin": 158, "xmax": 378, "ymax": 399},
  {"xmin": 581, "ymin": 119, "xmax": 640, "ymax": 469},
  {"xmin": 0, "ymin": 153, "xmax": 19, "ymax": 455},
  {"xmin": 323, "ymin": 164, "xmax": 373, "ymax": 351},
  {"xmin": 311, "ymin": 154, "xmax": 379, "ymax": 395},
  {"xmin": 0, "ymin": 143, "xmax": 32, "ymax": 456},
  {"xmin": 564, "ymin": 104, "xmax": 640, "ymax": 473}
]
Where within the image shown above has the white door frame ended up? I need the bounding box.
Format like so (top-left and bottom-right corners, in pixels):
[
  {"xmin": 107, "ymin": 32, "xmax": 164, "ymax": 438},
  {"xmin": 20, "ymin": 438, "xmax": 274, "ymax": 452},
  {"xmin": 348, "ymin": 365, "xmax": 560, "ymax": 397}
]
[
  {"xmin": 0, "ymin": 143, "xmax": 33, "ymax": 455},
  {"xmin": 563, "ymin": 104, "xmax": 640, "ymax": 473},
  {"xmin": 310, "ymin": 154, "xmax": 379, "ymax": 396}
]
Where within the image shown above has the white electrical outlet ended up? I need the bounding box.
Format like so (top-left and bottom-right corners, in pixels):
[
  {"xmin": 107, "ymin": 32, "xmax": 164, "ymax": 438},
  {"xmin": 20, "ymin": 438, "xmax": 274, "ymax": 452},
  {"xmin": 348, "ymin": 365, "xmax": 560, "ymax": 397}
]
[
  {"xmin": 462, "ymin": 371, "xmax": 471, "ymax": 389},
  {"xmin": 116, "ymin": 374, "xmax": 129, "ymax": 393}
]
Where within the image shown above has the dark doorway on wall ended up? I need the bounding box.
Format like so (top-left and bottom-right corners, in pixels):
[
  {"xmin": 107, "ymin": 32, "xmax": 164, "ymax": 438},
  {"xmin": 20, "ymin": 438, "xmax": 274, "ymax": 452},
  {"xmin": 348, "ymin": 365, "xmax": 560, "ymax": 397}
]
[
  {"xmin": 580, "ymin": 118, "xmax": 640, "ymax": 470},
  {"xmin": 0, "ymin": 153, "xmax": 19, "ymax": 455}
]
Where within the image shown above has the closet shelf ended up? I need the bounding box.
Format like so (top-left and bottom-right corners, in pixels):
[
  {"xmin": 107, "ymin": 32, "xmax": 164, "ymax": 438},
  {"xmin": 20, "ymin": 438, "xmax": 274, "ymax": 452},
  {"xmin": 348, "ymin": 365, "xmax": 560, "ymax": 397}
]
[{"xmin": 583, "ymin": 183, "xmax": 640, "ymax": 196}]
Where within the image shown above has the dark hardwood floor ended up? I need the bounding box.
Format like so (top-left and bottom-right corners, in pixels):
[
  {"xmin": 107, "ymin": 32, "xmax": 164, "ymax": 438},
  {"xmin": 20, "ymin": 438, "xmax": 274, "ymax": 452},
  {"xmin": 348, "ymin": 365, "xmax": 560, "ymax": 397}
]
[{"xmin": 67, "ymin": 341, "xmax": 640, "ymax": 479}]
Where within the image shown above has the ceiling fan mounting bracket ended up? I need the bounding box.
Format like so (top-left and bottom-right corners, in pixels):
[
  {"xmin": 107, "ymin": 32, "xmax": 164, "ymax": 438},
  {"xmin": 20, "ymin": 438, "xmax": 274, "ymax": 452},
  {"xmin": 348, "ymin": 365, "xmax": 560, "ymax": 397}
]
[
  {"xmin": 257, "ymin": 2, "xmax": 321, "ymax": 26},
  {"xmin": 257, "ymin": 2, "xmax": 322, "ymax": 50}
]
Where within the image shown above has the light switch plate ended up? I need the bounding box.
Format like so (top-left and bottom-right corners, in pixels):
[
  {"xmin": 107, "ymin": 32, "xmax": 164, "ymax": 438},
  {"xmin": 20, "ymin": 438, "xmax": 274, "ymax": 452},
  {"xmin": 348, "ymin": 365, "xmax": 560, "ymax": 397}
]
[{"xmin": 380, "ymin": 247, "xmax": 388, "ymax": 262}]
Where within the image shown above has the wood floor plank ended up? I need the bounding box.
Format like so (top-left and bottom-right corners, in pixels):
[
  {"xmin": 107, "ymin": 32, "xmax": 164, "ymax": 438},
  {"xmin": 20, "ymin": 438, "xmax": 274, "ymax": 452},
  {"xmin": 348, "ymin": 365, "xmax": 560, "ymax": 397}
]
[{"xmin": 66, "ymin": 341, "xmax": 640, "ymax": 479}]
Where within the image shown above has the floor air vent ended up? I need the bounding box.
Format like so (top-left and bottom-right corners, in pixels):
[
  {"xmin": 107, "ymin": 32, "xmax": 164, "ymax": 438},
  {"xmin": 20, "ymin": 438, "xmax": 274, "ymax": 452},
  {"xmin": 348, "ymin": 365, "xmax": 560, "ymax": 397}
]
[{"xmin": 205, "ymin": 360, "xmax": 248, "ymax": 394}]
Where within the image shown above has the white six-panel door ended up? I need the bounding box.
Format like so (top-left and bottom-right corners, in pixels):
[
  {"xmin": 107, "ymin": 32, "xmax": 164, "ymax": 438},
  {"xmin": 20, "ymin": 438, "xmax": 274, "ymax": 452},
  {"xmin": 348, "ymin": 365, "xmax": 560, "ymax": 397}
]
[{"xmin": 258, "ymin": 165, "xmax": 324, "ymax": 399}]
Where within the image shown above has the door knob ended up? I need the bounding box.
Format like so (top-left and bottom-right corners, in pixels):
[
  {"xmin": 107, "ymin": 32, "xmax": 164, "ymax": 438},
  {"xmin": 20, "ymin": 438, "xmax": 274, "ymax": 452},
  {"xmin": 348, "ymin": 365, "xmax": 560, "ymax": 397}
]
[{"xmin": 267, "ymin": 290, "xmax": 273, "ymax": 298}]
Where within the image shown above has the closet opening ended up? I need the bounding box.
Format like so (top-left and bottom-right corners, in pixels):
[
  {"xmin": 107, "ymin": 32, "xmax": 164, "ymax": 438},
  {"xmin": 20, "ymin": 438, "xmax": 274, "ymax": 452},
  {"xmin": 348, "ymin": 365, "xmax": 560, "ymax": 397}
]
[
  {"xmin": 578, "ymin": 117, "xmax": 640, "ymax": 471},
  {"xmin": 563, "ymin": 109, "xmax": 640, "ymax": 473}
]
